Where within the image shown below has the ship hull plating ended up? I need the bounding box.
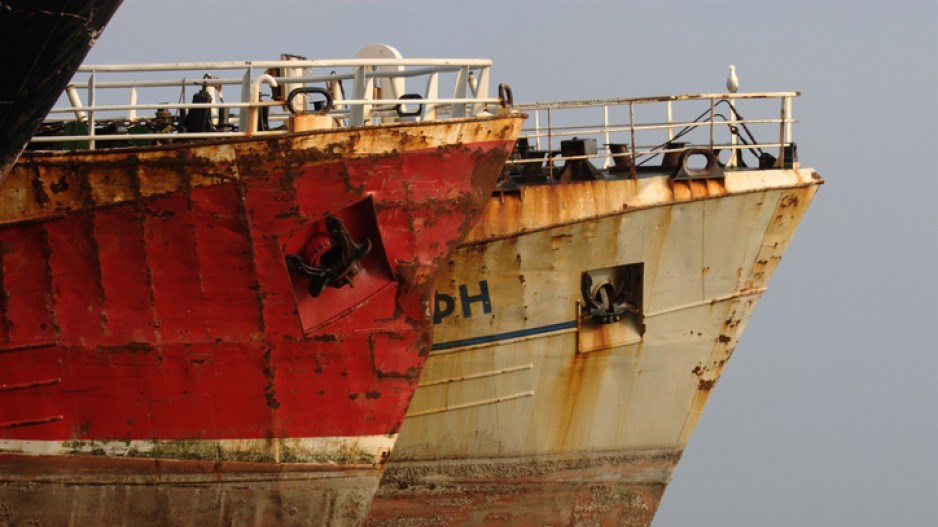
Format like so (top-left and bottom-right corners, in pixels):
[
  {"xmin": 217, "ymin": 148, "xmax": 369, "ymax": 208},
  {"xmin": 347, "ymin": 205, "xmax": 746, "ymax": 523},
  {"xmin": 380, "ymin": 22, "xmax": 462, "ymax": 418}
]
[
  {"xmin": 0, "ymin": 116, "xmax": 522, "ymax": 526},
  {"xmin": 367, "ymin": 169, "xmax": 821, "ymax": 526},
  {"xmin": 0, "ymin": 0, "xmax": 124, "ymax": 179},
  {"xmin": 369, "ymin": 449, "xmax": 676, "ymax": 527},
  {"xmin": 2, "ymin": 454, "xmax": 381, "ymax": 526}
]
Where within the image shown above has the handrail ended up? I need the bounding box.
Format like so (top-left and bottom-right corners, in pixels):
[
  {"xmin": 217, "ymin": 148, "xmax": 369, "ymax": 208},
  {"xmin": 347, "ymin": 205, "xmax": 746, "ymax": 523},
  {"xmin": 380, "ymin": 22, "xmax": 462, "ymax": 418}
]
[
  {"xmin": 76, "ymin": 58, "xmax": 494, "ymax": 72},
  {"xmin": 42, "ymin": 98, "xmax": 500, "ymax": 115},
  {"xmin": 507, "ymin": 92, "xmax": 799, "ymax": 177},
  {"xmin": 64, "ymin": 66, "xmax": 472, "ymax": 91},
  {"xmin": 30, "ymin": 50, "xmax": 505, "ymax": 150},
  {"xmin": 513, "ymin": 92, "xmax": 799, "ymax": 110}
]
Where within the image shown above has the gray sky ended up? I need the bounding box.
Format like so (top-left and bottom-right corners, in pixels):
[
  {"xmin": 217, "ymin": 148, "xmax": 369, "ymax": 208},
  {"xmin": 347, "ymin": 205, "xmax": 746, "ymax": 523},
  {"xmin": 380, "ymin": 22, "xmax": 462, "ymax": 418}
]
[{"xmin": 86, "ymin": 1, "xmax": 938, "ymax": 525}]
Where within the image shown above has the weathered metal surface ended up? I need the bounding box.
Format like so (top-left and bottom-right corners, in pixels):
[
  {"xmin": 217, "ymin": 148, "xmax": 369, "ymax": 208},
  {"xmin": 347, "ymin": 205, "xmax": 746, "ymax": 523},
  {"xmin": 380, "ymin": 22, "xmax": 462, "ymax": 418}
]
[
  {"xmin": 1, "ymin": 454, "xmax": 380, "ymax": 527},
  {"xmin": 0, "ymin": 0, "xmax": 124, "ymax": 180},
  {"xmin": 0, "ymin": 114, "xmax": 523, "ymax": 526},
  {"xmin": 366, "ymin": 167, "xmax": 821, "ymax": 526},
  {"xmin": 368, "ymin": 450, "xmax": 676, "ymax": 527}
]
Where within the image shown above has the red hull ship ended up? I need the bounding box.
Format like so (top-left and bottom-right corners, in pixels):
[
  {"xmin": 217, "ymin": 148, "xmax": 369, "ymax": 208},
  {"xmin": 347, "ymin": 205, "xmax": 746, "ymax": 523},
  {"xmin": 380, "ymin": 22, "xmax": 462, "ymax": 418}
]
[{"xmin": 0, "ymin": 48, "xmax": 522, "ymax": 525}]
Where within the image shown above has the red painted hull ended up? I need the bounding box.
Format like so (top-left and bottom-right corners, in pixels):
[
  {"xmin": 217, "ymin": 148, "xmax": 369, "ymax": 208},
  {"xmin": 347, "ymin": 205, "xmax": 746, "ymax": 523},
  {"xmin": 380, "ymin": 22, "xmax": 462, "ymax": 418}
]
[{"xmin": 0, "ymin": 116, "xmax": 522, "ymax": 525}]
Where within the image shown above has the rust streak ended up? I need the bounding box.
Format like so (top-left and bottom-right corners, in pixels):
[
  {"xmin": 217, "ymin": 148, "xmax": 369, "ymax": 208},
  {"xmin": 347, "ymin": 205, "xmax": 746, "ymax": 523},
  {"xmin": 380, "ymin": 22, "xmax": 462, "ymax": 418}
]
[
  {"xmin": 0, "ymin": 341, "xmax": 58, "ymax": 354},
  {"xmin": 235, "ymin": 183, "xmax": 266, "ymax": 335},
  {"xmin": 0, "ymin": 240, "xmax": 9, "ymax": 344},
  {"xmin": 136, "ymin": 200, "xmax": 161, "ymax": 345},
  {"xmin": 84, "ymin": 211, "xmax": 108, "ymax": 336},
  {"xmin": 461, "ymin": 180, "xmax": 819, "ymax": 248},
  {"xmin": 0, "ymin": 377, "xmax": 62, "ymax": 392},
  {"xmin": 38, "ymin": 224, "xmax": 61, "ymax": 338},
  {"xmin": 0, "ymin": 415, "xmax": 64, "ymax": 429}
]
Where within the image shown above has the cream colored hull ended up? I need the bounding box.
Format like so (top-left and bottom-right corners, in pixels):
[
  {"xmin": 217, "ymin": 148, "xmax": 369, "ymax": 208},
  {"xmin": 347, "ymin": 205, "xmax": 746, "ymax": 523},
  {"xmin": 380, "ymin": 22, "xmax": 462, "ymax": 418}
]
[{"xmin": 366, "ymin": 168, "xmax": 821, "ymax": 526}]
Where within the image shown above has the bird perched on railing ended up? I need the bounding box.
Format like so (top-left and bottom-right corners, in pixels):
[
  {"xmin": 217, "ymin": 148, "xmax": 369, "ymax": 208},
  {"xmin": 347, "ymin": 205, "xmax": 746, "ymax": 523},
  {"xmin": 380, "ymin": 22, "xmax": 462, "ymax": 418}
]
[
  {"xmin": 727, "ymin": 65, "xmax": 739, "ymax": 93},
  {"xmin": 468, "ymin": 70, "xmax": 478, "ymax": 96}
]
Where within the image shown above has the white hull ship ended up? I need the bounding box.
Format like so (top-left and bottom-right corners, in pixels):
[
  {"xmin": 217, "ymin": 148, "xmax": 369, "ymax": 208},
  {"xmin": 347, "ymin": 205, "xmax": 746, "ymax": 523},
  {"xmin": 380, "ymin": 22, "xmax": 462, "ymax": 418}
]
[{"xmin": 366, "ymin": 92, "xmax": 822, "ymax": 526}]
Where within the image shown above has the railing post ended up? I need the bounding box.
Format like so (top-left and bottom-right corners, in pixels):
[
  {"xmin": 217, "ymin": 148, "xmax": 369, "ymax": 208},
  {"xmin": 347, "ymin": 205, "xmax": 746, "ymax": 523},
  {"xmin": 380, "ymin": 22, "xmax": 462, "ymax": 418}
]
[
  {"xmin": 667, "ymin": 99, "xmax": 673, "ymax": 142},
  {"xmin": 727, "ymin": 95, "xmax": 737, "ymax": 168},
  {"xmin": 709, "ymin": 97, "xmax": 715, "ymax": 152},
  {"xmin": 88, "ymin": 70, "xmax": 96, "ymax": 150},
  {"xmin": 603, "ymin": 104, "xmax": 611, "ymax": 169},
  {"xmin": 778, "ymin": 96, "xmax": 787, "ymax": 167},
  {"xmin": 629, "ymin": 101, "xmax": 637, "ymax": 180},
  {"xmin": 547, "ymin": 107, "xmax": 553, "ymax": 180},
  {"xmin": 534, "ymin": 110, "xmax": 541, "ymax": 150},
  {"xmin": 128, "ymin": 86, "xmax": 137, "ymax": 122},
  {"xmin": 239, "ymin": 68, "xmax": 252, "ymax": 129},
  {"xmin": 423, "ymin": 72, "xmax": 439, "ymax": 121},
  {"xmin": 451, "ymin": 66, "xmax": 468, "ymax": 118},
  {"xmin": 350, "ymin": 65, "xmax": 367, "ymax": 126}
]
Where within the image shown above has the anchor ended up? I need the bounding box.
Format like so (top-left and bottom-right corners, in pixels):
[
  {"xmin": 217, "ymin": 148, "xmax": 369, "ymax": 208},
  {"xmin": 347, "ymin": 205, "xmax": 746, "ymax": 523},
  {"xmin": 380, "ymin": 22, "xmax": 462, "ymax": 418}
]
[
  {"xmin": 581, "ymin": 272, "xmax": 639, "ymax": 324},
  {"xmin": 285, "ymin": 215, "xmax": 372, "ymax": 298}
]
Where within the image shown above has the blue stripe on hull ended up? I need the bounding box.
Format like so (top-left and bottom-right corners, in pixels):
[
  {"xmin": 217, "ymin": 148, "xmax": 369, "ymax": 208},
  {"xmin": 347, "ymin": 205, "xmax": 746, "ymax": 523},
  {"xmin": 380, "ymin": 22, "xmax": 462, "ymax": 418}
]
[{"xmin": 431, "ymin": 320, "xmax": 577, "ymax": 351}]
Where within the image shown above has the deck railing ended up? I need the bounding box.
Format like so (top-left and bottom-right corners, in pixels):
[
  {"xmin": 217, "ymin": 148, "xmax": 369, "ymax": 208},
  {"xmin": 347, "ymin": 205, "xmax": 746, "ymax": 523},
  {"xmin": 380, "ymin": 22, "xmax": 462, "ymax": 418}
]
[
  {"xmin": 509, "ymin": 92, "xmax": 798, "ymax": 177},
  {"xmin": 31, "ymin": 46, "xmax": 507, "ymax": 150}
]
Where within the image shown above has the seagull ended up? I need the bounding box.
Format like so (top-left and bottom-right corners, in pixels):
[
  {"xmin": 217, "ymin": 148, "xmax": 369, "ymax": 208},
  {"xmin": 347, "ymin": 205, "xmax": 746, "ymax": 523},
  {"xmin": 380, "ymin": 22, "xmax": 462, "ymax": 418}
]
[
  {"xmin": 726, "ymin": 65, "xmax": 739, "ymax": 93},
  {"xmin": 468, "ymin": 70, "xmax": 478, "ymax": 96}
]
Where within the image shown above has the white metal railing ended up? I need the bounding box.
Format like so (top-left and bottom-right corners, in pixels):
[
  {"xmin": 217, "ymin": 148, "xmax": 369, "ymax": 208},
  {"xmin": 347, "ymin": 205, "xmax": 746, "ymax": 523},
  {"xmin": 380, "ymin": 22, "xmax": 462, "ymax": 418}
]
[
  {"xmin": 30, "ymin": 45, "xmax": 508, "ymax": 150},
  {"xmin": 508, "ymin": 92, "xmax": 799, "ymax": 178}
]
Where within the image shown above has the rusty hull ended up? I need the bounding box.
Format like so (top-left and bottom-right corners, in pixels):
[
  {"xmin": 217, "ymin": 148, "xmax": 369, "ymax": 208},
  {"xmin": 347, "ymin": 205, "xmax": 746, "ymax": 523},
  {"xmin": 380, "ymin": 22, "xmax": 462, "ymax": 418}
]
[
  {"xmin": 0, "ymin": 114, "xmax": 524, "ymax": 526},
  {"xmin": 369, "ymin": 449, "xmax": 676, "ymax": 527},
  {"xmin": 366, "ymin": 168, "xmax": 822, "ymax": 526}
]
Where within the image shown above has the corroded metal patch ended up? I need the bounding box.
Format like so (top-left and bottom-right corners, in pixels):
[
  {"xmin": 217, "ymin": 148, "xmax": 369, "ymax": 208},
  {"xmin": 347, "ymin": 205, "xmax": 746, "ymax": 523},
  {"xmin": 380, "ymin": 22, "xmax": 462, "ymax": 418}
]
[{"xmin": 367, "ymin": 449, "xmax": 680, "ymax": 527}]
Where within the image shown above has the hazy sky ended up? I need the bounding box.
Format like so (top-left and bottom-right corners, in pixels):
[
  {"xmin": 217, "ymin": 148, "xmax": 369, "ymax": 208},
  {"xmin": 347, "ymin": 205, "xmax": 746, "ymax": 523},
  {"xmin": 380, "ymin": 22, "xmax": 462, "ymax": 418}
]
[{"xmin": 85, "ymin": 2, "xmax": 938, "ymax": 526}]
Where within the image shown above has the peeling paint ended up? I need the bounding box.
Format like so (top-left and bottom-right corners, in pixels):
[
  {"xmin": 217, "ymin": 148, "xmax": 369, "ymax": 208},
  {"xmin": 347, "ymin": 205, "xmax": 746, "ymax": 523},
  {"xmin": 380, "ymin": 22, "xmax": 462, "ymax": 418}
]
[
  {"xmin": 371, "ymin": 167, "xmax": 821, "ymax": 526},
  {"xmin": 0, "ymin": 114, "xmax": 523, "ymax": 525}
]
